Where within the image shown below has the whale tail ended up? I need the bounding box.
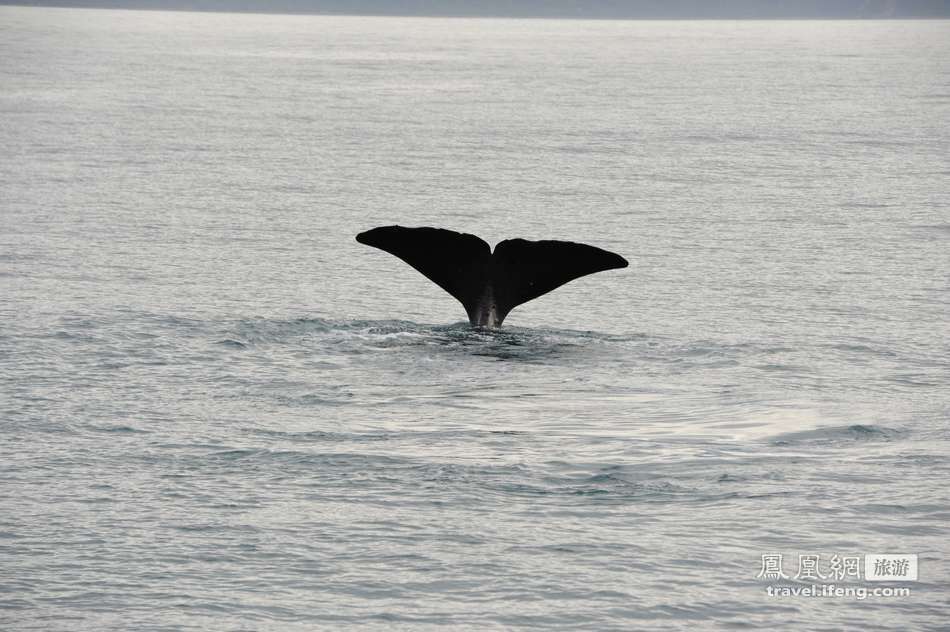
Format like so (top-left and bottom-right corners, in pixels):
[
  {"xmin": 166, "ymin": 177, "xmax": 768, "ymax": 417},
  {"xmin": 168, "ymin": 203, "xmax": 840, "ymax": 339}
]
[{"xmin": 356, "ymin": 225, "xmax": 628, "ymax": 327}]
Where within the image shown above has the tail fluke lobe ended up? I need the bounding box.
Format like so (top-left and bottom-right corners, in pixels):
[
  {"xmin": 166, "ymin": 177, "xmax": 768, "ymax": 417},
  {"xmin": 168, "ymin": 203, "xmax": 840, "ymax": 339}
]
[
  {"xmin": 490, "ymin": 238, "xmax": 629, "ymax": 320},
  {"xmin": 356, "ymin": 225, "xmax": 627, "ymax": 328},
  {"xmin": 356, "ymin": 226, "xmax": 491, "ymax": 317}
]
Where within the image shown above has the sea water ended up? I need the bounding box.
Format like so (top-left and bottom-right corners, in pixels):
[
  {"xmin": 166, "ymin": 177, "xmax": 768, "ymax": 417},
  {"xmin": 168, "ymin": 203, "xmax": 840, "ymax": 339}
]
[{"xmin": 1, "ymin": 7, "xmax": 948, "ymax": 630}]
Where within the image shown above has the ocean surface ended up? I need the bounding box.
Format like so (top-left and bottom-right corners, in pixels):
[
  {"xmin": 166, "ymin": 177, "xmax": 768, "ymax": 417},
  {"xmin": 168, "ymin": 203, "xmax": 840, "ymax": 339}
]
[{"xmin": 1, "ymin": 7, "xmax": 949, "ymax": 630}]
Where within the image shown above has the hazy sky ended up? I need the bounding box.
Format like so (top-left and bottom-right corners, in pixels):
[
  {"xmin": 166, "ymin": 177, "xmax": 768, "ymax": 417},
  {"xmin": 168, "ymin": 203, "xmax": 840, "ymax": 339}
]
[{"xmin": 3, "ymin": 0, "xmax": 950, "ymax": 18}]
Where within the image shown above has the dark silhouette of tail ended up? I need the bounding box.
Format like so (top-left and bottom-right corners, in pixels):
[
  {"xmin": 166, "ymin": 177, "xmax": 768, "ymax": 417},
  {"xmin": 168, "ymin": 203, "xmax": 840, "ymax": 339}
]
[{"xmin": 356, "ymin": 225, "xmax": 628, "ymax": 327}]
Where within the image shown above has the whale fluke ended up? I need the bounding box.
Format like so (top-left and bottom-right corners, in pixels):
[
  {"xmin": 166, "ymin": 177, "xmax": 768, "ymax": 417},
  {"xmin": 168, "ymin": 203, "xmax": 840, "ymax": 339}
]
[{"xmin": 356, "ymin": 225, "xmax": 628, "ymax": 328}]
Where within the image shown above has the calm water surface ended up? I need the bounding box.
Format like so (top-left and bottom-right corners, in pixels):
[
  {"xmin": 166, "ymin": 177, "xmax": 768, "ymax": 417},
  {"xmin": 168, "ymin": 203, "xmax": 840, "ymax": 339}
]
[{"xmin": 1, "ymin": 7, "xmax": 949, "ymax": 630}]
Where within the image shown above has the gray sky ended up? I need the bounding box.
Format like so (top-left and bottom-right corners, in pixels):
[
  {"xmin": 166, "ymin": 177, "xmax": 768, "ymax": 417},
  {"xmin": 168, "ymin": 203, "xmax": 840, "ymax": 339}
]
[{"xmin": 3, "ymin": 0, "xmax": 950, "ymax": 18}]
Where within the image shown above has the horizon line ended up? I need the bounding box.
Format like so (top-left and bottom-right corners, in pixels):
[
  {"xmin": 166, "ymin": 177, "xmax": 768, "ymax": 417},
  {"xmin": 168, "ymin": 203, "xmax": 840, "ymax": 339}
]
[{"xmin": 3, "ymin": 3, "xmax": 950, "ymax": 21}]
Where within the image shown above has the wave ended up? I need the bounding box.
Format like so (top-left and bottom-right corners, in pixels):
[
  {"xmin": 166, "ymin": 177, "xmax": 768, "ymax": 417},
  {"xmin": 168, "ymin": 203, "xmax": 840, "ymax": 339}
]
[{"xmin": 769, "ymin": 424, "xmax": 907, "ymax": 446}]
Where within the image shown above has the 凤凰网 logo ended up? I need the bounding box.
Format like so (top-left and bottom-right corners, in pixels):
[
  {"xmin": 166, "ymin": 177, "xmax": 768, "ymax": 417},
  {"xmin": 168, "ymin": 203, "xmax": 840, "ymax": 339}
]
[{"xmin": 756, "ymin": 553, "xmax": 917, "ymax": 599}]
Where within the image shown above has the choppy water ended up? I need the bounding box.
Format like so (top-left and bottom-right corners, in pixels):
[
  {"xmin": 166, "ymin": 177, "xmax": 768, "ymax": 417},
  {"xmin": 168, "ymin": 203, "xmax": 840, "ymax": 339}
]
[{"xmin": 2, "ymin": 7, "xmax": 949, "ymax": 630}]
